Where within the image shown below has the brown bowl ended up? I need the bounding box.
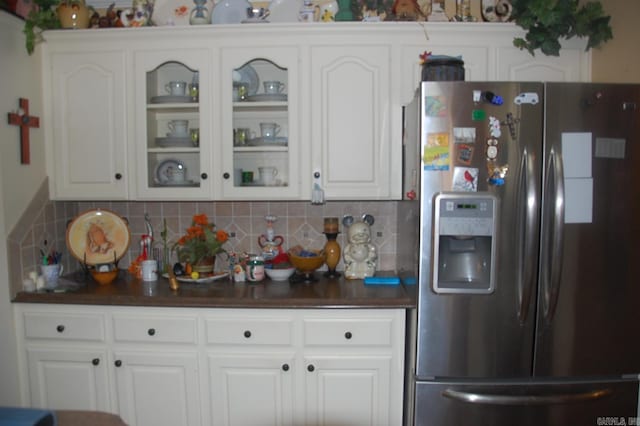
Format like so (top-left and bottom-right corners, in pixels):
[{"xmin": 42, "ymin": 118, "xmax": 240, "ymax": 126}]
[
  {"xmin": 91, "ymin": 269, "xmax": 119, "ymax": 285},
  {"xmin": 288, "ymin": 249, "xmax": 325, "ymax": 273}
]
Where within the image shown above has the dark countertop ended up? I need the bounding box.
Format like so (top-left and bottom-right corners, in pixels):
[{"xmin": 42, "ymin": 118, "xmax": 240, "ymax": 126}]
[{"xmin": 12, "ymin": 270, "xmax": 416, "ymax": 309}]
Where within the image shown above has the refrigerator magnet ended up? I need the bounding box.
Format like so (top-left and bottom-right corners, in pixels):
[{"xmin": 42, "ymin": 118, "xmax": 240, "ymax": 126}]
[
  {"xmin": 452, "ymin": 167, "xmax": 478, "ymax": 192},
  {"xmin": 423, "ymin": 132, "xmax": 450, "ymax": 171},
  {"xmin": 424, "ymin": 96, "xmax": 447, "ymax": 117},
  {"xmin": 456, "ymin": 143, "xmax": 474, "ymax": 165},
  {"xmin": 489, "ymin": 116, "xmax": 502, "ymax": 138}
]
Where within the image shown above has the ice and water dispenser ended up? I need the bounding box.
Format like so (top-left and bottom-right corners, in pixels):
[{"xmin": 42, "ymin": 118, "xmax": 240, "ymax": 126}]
[{"xmin": 432, "ymin": 193, "xmax": 497, "ymax": 294}]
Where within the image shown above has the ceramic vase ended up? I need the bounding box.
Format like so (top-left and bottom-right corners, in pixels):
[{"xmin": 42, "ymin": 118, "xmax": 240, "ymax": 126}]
[
  {"xmin": 192, "ymin": 256, "xmax": 216, "ymax": 274},
  {"xmin": 57, "ymin": 1, "xmax": 91, "ymax": 29},
  {"xmin": 323, "ymin": 233, "xmax": 341, "ymax": 278}
]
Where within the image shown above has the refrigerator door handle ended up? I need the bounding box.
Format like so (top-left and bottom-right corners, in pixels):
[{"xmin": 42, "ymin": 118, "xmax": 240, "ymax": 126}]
[
  {"xmin": 517, "ymin": 148, "xmax": 537, "ymax": 324},
  {"xmin": 442, "ymin": 387, "xmax": 613, "ymax": 406},
  {"xmin": 542, "ymin": 148, "xmax": 565, "ymax": 324}
]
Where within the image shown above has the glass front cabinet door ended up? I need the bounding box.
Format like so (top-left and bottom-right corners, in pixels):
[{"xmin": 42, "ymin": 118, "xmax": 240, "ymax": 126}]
[
  {"xmin": 134, "ymin": 50, "xmax": 212, "ymax": 199},
  {"xmin": 219, "ymin": 47, "xmax": 301, "ymax": 200}
]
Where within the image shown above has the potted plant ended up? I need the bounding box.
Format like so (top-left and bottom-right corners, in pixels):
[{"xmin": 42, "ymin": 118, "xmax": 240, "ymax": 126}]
[
  {"xmin": 173, "ymin": 214, "xmax": 229, "ymax": 274},
  {"xmin": 510, "ymin": 0, "xmax": 613, "ymax": 56},
  {"xmin": 23, "ymin": 0, "xmax": 91, "ymax": 55}
]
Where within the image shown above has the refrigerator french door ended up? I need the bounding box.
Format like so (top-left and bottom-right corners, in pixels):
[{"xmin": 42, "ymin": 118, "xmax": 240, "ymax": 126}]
[{"xmin": 404, "ymin": 82, "xmax": 640, "ymax": 425}]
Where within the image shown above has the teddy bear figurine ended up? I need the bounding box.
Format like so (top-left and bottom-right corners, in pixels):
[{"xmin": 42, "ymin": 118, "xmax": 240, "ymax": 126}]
[{"xmin": 342, "ymin": 214, "xmax": 377, "ymax": 279}]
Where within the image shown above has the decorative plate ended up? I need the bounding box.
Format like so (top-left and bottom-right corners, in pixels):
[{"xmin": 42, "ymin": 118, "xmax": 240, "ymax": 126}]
[
  {"xmin": 162, "ymin": 272, "xmax": 229, "ymax": 283},
  {"xmin": 152, "ymin": 0, "xmax": 193, "ymax": 26},
  {"xmin": 211, "ymin": 0, "xmax": 251, "ymax": 24},
  {"xmin": 235, "ymin": 63, "xmax": 260, "ymax": 96},
  {"xmin": 155, "ymin": 159, "xmax": 186, "ymax": 184},
  {"xmin": 66, "ymin": 209, "xmax": 131, "ymax": 266}
]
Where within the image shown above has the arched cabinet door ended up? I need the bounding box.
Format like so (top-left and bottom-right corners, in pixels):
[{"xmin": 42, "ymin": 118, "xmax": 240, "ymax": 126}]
[
  {"xmin": 49, "ymin": 51, "xmax": 128, "ymax": 200},
  {"xmin": 219, "ymin": 46, "xmax": 302, "ymax": 200},
  {"xmin": 133, "ymin": 49, "xmax": 213, "ymax": 200}
]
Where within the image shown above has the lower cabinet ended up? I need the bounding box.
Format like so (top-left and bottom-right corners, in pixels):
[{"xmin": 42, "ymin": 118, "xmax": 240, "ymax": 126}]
[
  {"xmin": 26, "ymin": 347, "xmax": 110, "ymax": 412},
  {"xmin": 15, "ymin": 305, "xmax": 405, "ymax": 426}
]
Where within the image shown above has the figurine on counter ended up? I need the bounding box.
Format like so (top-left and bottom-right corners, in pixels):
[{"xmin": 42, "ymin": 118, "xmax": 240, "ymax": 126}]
[{"xmin": 342, "ymin": 214, "xmax": 377, "ymax": 279}]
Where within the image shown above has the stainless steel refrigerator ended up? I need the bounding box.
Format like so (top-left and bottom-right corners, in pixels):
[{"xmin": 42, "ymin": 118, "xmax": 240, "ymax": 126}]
[{"xmin": 398, "ymin": 82, "xmax": 640, "ymax": 425}]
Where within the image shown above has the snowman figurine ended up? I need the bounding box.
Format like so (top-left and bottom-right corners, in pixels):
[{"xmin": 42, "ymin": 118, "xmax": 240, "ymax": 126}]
[{"xmin": 342, "ymin": 214, "xmax": 377, "ymax": 279}]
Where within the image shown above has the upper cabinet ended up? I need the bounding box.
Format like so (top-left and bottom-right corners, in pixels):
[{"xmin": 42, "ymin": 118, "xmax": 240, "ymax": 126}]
[
  {"xmin": 46, "ymin": 50, "xmax": 128, "ymax": 200},
  {"xmin": 219, "ymin": 46, "xmax": 302, "ymax": 200},
  {"xmin": 42, "ymin": 24, "xmax": 589, "ymax": 201},
  {"xmin": 310, "ymin": 43, "xmax": 397, "ymax": 200},
  {"xmin": 133, "ymin": 49, "xmax": 213, "ymax": 200}
]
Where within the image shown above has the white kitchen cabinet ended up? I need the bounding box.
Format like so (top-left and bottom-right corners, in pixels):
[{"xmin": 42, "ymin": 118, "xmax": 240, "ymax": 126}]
[
  {"xmin": 219, "ymin": 47, "xmax": 302, "ymax": 200},
  {"xmin": 310, "ymin": 44, "xmax": 397, "ymax": 200},
  {"xmin": 208, "ymin": 353, "xmax": 296, "ymax": 426},
  {"xmin": 46, "ymin": 50, "xmax": 128, "ymax": 200},
  {"xmin": 15, "ymin": 304, "xmax": 406, "ymax": 426},
  {"xmin": 41, "ymin": 23, "xmax": 590, "ymax": 201},
  {"xmin": 113, "ymin": 350, "xmax": 201, "ymax": 426},
  {"xmin": 133, "ymin": 49, "xmax": 213, "ymax": 200},
  {"xmin": 26, "ymin": 348, "xmax": 111, "ymax": 412}
]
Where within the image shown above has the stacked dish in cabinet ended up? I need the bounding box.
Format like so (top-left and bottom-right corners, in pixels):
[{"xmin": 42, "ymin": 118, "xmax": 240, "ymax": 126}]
[
  {"xmin": 232, "ymin": 59, "xmax": 290, "ymax": 187},
  {"xmin": 146, "ymin": 61, "xmax": 201, "ymax": 187}
]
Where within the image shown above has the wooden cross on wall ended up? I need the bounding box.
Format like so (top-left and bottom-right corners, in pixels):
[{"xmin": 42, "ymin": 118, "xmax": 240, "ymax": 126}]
[{"xmin": 7, "ymin": 98, "xmax": 40, "ymax": 164}]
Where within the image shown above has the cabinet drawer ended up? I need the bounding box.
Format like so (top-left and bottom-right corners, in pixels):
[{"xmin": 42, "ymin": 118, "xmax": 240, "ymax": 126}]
[
  {"xmin": 304, "ymin": 318, "xmax": 393, "ymax": 346},
  {"xmin": 112, "ymin": 315, "xmax": 197, "ymax": 344},
  {"xmin": 205, "ymin": 318, "xmax": 293, "ymax": 345},
  {"xmin": 23, "ymin": 312, "xmax": 105, "ymax": 342}
]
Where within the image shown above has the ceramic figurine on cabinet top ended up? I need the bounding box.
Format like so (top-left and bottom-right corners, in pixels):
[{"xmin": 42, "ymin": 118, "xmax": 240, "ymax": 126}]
[{"xmin": 342, "ymin": 214, "xmax": 377, "ymax": 279}]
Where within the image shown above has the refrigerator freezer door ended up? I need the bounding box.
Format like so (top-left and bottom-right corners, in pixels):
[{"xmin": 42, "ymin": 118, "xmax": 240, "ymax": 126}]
[
  {"xmin": 415, "ymin": 379, "xmax": 639, "ymax": 426},
  {"xmin": 415, "ymin": 82, "xmax": 544, "ymax": 379},
  {"xmin": 534, "ymin": 83, "xmax": 640, "ymax": 378}
]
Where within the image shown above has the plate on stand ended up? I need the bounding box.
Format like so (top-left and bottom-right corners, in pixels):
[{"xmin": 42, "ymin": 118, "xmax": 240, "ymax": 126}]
[{"xmin": 234, "ymin": 63, "xmax": 260, "ymax": 96}]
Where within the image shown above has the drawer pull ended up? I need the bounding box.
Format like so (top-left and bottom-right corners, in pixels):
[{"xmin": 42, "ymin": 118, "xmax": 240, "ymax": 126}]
[
  {"xmin": 148, "ymin": 328, "xmax": 156, "ymax": 336},
  {"xmin": 56, "ymin": 325, "xmax": 65, "ymax": 333},
  {"xmin": 282, "ymin": 363, "xmax": 289, "ymax": 371},
  {"xmin": 92, "ymin": 358, "xmax": 100, "ymax": 366},
  {"xmin": 114, "ymin": 360, "xmax": 122, "ymax": 367},
  {"xmin": 344, "ymin": 331, "xmax": 353, "ymax": 339},
  {"xmin": 307, "ymin": 364, "xmax": 315, "ymax": 372},
  {"xmin": 243, "ymin": 330, "xmax": 252, "ymax": 338}
]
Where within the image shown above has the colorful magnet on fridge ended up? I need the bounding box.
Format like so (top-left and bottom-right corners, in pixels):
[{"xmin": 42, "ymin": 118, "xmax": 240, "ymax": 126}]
[
  {"xmin": 472, "ymin": 109, "xmax": 486, "ymax": 121},
  {"xmin": 482, "ymin": 91, "xmax": 504, "ymax": 105},
  {"xmin": 487, "ymin": 163, "xmax": 508, "ymax": 186},
  {"xmin": 457, "ymin": 143, "xmax": 474, "ymax": 165},
  {"xmin": 452, "ymin": 167, "xmax": 479, "ymax": 192},
  {"xmin": 489, "ymin": 116, "xmax": 502, "ymax": 138}
]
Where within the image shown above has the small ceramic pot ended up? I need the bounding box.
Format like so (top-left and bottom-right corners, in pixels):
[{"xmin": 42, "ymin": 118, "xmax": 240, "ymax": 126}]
[{"xmin": 57, "ymin": 1, "xmax": 91, "ymax": 29}]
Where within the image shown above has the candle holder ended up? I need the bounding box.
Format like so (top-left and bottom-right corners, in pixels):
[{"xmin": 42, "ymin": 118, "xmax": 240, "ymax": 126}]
[{"xmin": 323, "ymin": 217, "xmax": 341, "ymax": 278}]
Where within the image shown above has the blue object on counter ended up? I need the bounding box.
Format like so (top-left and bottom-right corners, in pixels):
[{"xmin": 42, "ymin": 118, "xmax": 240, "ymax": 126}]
[
  {"xmin": 0, "ymin": 407, "xmax": 56, "ymax": 426},
  {"xmin": 364, "ymin": 276, "xmax": 401, "ymax": 286}
]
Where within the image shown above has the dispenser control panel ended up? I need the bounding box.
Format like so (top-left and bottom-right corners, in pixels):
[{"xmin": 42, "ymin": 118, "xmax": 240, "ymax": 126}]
[{"xmin": 432, "ymin": 193, "xmax": 498, "ymax": 294}]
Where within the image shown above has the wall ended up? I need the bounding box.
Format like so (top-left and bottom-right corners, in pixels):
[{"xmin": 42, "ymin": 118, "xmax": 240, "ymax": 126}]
[
  {"xmin": 0, "ymin": 11, "xmax": 47, "ymax": 405},
  {"xmin": 591, "ymin": 0, "xmax": 640, "ymax": 83}
]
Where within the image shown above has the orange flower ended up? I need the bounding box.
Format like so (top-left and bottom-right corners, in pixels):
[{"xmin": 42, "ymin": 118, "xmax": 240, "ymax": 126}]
[{"xmin": 216, "ymin": 230, "xmax": 229, "ymax": 243}]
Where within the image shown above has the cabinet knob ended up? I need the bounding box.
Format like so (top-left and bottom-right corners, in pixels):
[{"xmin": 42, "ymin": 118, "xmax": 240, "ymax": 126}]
[
  {"xmin": 243, "ymin": 330, "xmax": 252, "ymax": 338},
  {"xmin": 56, "ymin": 325, "xmax": 65, "ymax": 333},
  {"xmin": 345, "ymin": 331, "xmax": 352, "ymax": 339},
  {"xmin": 114, "ymin": 360, "xmax": 122, "ymax": 367},
  {"xmin": 314, "ymin": 171, "xmax": 320, "ymax": 178},
  {"xmin": 282, "ymin": 363, "xmax": 289, "ymax": 371},
  {"xmin": 92, "ymin": 358, "xmax": 100, "ymax": 366},
  {"xmin": 147, "ymin": 328, "xmax": 156, "ymax": 336},
  {"xmin": 201, "ymin": 173, "xmax": 208, "ymax": 180},
  {"xmin": 307, "ymin": 364, "xmax": 315, "ymax": 372},
  {"xmin": 223, "ymin": 172, "xmax": 230, "ymax": 179},
  {"xmin": 115, "ymin": 173, "xmax": 123, "ymax": 180}
]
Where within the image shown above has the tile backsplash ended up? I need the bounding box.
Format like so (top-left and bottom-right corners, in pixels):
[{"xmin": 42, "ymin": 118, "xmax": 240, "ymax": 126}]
[{"xmin": 8, "ymin": 181, "xmax": 399, "ymax": 296}]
